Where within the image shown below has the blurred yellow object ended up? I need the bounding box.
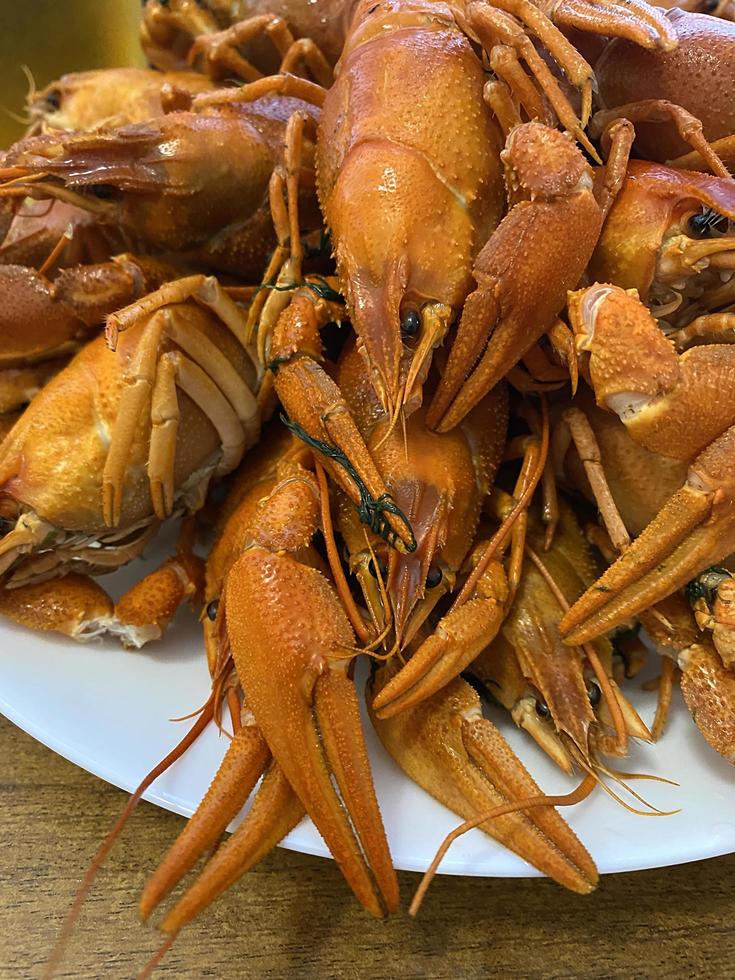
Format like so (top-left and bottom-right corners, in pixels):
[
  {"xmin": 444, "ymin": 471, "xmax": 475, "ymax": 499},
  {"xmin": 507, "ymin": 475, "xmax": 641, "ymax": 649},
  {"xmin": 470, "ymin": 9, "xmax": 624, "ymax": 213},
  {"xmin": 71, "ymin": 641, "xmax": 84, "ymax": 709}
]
[{"xmin": 0, "ymin": 0, "xmax": 144, "ymax": 147}]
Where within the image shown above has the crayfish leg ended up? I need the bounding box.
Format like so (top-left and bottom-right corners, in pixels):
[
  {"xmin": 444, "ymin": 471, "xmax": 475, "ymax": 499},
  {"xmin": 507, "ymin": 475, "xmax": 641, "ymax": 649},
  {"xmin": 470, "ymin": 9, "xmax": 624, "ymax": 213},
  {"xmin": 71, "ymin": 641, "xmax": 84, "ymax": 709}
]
[{"xmin": 546, "ymin": 0, "xmax": 677, "ymax": 51}]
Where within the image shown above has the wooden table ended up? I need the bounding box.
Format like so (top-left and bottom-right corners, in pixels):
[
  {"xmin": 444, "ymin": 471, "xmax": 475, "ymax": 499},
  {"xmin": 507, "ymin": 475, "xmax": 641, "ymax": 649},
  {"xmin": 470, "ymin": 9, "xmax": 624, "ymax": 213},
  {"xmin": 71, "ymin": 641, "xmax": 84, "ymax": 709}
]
[{"xmin": 2, "ymin": 715, "xmax": 733, "ymax": 979}]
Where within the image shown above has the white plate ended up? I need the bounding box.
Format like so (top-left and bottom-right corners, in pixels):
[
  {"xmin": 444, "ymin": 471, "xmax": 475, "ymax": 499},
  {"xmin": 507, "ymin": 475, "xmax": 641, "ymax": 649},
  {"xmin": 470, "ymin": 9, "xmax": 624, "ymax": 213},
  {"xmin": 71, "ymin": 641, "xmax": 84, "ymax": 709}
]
[{"xmin": 1, "ymin": 541, "xmax": 734, "ymax": 879}]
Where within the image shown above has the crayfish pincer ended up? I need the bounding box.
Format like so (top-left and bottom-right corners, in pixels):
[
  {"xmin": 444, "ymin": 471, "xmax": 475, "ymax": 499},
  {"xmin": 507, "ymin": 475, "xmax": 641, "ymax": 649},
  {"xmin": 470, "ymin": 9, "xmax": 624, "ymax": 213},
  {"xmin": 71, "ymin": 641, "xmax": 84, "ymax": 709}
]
[
  {"xmin": 369, "ymin": 663, "xmax": 598, "ymax": 895},
  {"xmin": 427, "ymin": 122, "xmax": 610, "ymax": 432},
  {"xmin": 223, "ymin": 454, "xmax": 399, "ymax": 917},
  {"xmin": 561, "ymin": 282, "xmax": 735, "ymax": 644}
]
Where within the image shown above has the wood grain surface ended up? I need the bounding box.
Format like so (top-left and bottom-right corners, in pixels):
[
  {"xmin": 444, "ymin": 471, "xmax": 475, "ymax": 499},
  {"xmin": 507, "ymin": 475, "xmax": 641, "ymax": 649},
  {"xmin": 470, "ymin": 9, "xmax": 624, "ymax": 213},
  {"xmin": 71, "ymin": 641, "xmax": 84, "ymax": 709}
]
[{"xmin": 2, "ymin": 714, "xmax": 733, "ymax": 980}]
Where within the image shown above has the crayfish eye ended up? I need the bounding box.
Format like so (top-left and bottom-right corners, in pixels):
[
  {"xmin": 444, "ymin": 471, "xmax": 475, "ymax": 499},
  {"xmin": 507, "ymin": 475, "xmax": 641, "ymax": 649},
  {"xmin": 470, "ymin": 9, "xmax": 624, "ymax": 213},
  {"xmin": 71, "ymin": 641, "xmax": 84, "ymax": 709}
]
[
  {"xmin": 587, "ymin": 682, "xmax": 602, "ymax": 708},
  {"xmin": 535, "ymin": 700, "xmax": 550, "ymax": 719},
  {"xmin": 44, "ymin": 90, "xmax": 61, "ymax": 112},
  {"xmin": 688, "ymin": 207, "xmax": 730, "ymax": 239},
  {"xmin": 206, "ymin": 599, "xmax": 219, "ymax": 621},
  {"xmin": 368, "ymin": 557, "xmax": 388, "ymax": 580},
  {"xmin": 401, "ymin": 310, "xmax": 421, "ymax": 339},
  {"xmin": 426, "ymin": 566, "xmax": 442, "ymax": 588},
  {"xmin": 687, "ymin": 566, "xmax": 730, "ymax": 605},
  {"xmin": 87, "ymin": 184, "xmax": 117, "ymax": 200}
]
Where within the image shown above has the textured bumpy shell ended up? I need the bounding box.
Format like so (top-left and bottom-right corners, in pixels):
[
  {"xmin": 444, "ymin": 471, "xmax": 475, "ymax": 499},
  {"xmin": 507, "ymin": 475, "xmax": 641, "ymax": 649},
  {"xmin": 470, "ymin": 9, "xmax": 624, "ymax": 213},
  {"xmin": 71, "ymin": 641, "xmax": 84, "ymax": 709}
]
[
  {"xmin": 596, "ymin": 10, "xmax": 735, "ymax": 159},
  {"xmin": 588, "ymin": 162, "xmax": 735, "ymax": 301},
  {"xmin": 0, "ymin": 304, "xmax": 251, "ymax": 531},
  {"xmin": 370, "ymin": 668, "xmax": 598, "ymax": 892},
  {"xmin": 679, "ymin": 644, "xmax": 735, "ymax": 763},
  {"xmin": 317, "ymin": 3, "xmax": 505, "ymax": 400},
  {"xmin": 32, "ymin": 68, "xmax": 216, "ymax": 132},
  {"xmin": 226, "ymin": 547, "xmax": 399, "ymax": 916}
]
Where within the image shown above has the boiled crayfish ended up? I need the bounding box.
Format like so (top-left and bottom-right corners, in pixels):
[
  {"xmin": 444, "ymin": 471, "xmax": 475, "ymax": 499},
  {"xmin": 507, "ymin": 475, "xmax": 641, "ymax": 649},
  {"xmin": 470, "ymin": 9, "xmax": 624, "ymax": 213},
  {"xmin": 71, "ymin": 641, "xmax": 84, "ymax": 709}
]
[{"xmin": 2, "ymin": 0, "xmax": 735, "ymax": 974}]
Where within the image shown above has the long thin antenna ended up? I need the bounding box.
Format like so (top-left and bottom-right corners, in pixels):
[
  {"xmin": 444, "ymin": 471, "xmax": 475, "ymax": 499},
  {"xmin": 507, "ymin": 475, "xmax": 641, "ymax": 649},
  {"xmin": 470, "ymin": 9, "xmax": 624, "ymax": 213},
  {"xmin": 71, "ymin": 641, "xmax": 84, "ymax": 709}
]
[
  {"xmin": 42, "ymin": 698, "xmax": 214, "ymax": 978},
  {"xmin": 409, "ymin": 773, "xmax": 596, "ymax": 916}
]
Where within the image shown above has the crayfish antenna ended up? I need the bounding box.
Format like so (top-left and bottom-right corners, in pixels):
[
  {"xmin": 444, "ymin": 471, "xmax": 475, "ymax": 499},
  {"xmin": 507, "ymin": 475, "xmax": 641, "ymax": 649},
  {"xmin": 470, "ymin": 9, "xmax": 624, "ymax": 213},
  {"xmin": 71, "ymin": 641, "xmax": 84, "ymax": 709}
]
[
  {"xmin": 568, "ymin": 747, "xmax": 681, "ymax": 818},
  {"xmin": 42, "ymin": 698, "xmax": 214, "ymax": 979},
  {"xmin": 409, "ymin": 772, "xmax": 598, "ymax": 917},
  {"xmin": 137, "ymin": 931, "xmax": 179, "ymax": 980}
]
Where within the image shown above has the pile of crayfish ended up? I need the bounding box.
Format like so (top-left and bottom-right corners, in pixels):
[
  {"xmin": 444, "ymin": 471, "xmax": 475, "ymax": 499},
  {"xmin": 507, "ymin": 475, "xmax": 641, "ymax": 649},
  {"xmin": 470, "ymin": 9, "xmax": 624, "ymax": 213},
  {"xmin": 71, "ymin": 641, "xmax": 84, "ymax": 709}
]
[{"xmin": 2, "ymin": 0, "xmax": 735, "ymax": 966}]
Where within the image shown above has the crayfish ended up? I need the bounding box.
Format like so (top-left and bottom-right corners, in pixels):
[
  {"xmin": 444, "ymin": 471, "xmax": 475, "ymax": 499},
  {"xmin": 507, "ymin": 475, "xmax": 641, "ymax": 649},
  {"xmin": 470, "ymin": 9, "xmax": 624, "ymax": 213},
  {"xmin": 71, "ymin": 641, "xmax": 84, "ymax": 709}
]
[{"xmin": 2, "ymin": 0, "xmax": 735, "ymax": 973}]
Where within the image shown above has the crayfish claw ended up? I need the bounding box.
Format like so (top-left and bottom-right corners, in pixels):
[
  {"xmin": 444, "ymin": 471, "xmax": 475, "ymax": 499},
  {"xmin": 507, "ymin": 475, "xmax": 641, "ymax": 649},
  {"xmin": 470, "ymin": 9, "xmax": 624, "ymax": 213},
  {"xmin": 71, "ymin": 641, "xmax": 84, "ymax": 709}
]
[
  {"xmin": 371, "ymin": 590, "xmax": 507, "ymax": 720},
  {"xmin": 679, "ymin": 643, "xmax": 735, "ymax": 764},
  {"xmin": 370, "ymin": 667, "xmax": 598, "ymax": 893},
  {"xmin": 226, "ymin": 547, "xmax": 398, "ymax": 916},
  {"xmin": 139, "ymin": 717, "xmax": 272, "ymax": 923},
  {"xmin": 560, "ymin": 477, "xmax": 735, "ymax": 646},
  {"xmin": 157, "ymin": 761, "xmax": 305, "ymax": 933}
]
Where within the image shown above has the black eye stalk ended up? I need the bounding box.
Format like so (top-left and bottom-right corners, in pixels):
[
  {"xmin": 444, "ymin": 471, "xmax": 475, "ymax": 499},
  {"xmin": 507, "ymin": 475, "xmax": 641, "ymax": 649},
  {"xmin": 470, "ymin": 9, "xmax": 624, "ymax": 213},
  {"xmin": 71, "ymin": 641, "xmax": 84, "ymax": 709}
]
[
  {"xmin": 206, "ymin": 599, "xmax": 219, "ymax": 621},
  {"xmin": 586, "ymin": 681, "xmax": 602, "ymax": 708},
  {"xmin": 426, "ymin": 566, "xmax": 442, "ymax": 589},
  {"xmin": 401, "ymin": 310, "xmax": 421, "ymax": 339},
  {"xmin": 687, "ymin": 565, "xmax": 730, "ymax": 605},
  {"xmin": 369, "ymin": 557, "xmax": 389, "ymax": 580},
  {"xmin": 689, "ymin": 207, "xmax": 730, "ymax": 239}
]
